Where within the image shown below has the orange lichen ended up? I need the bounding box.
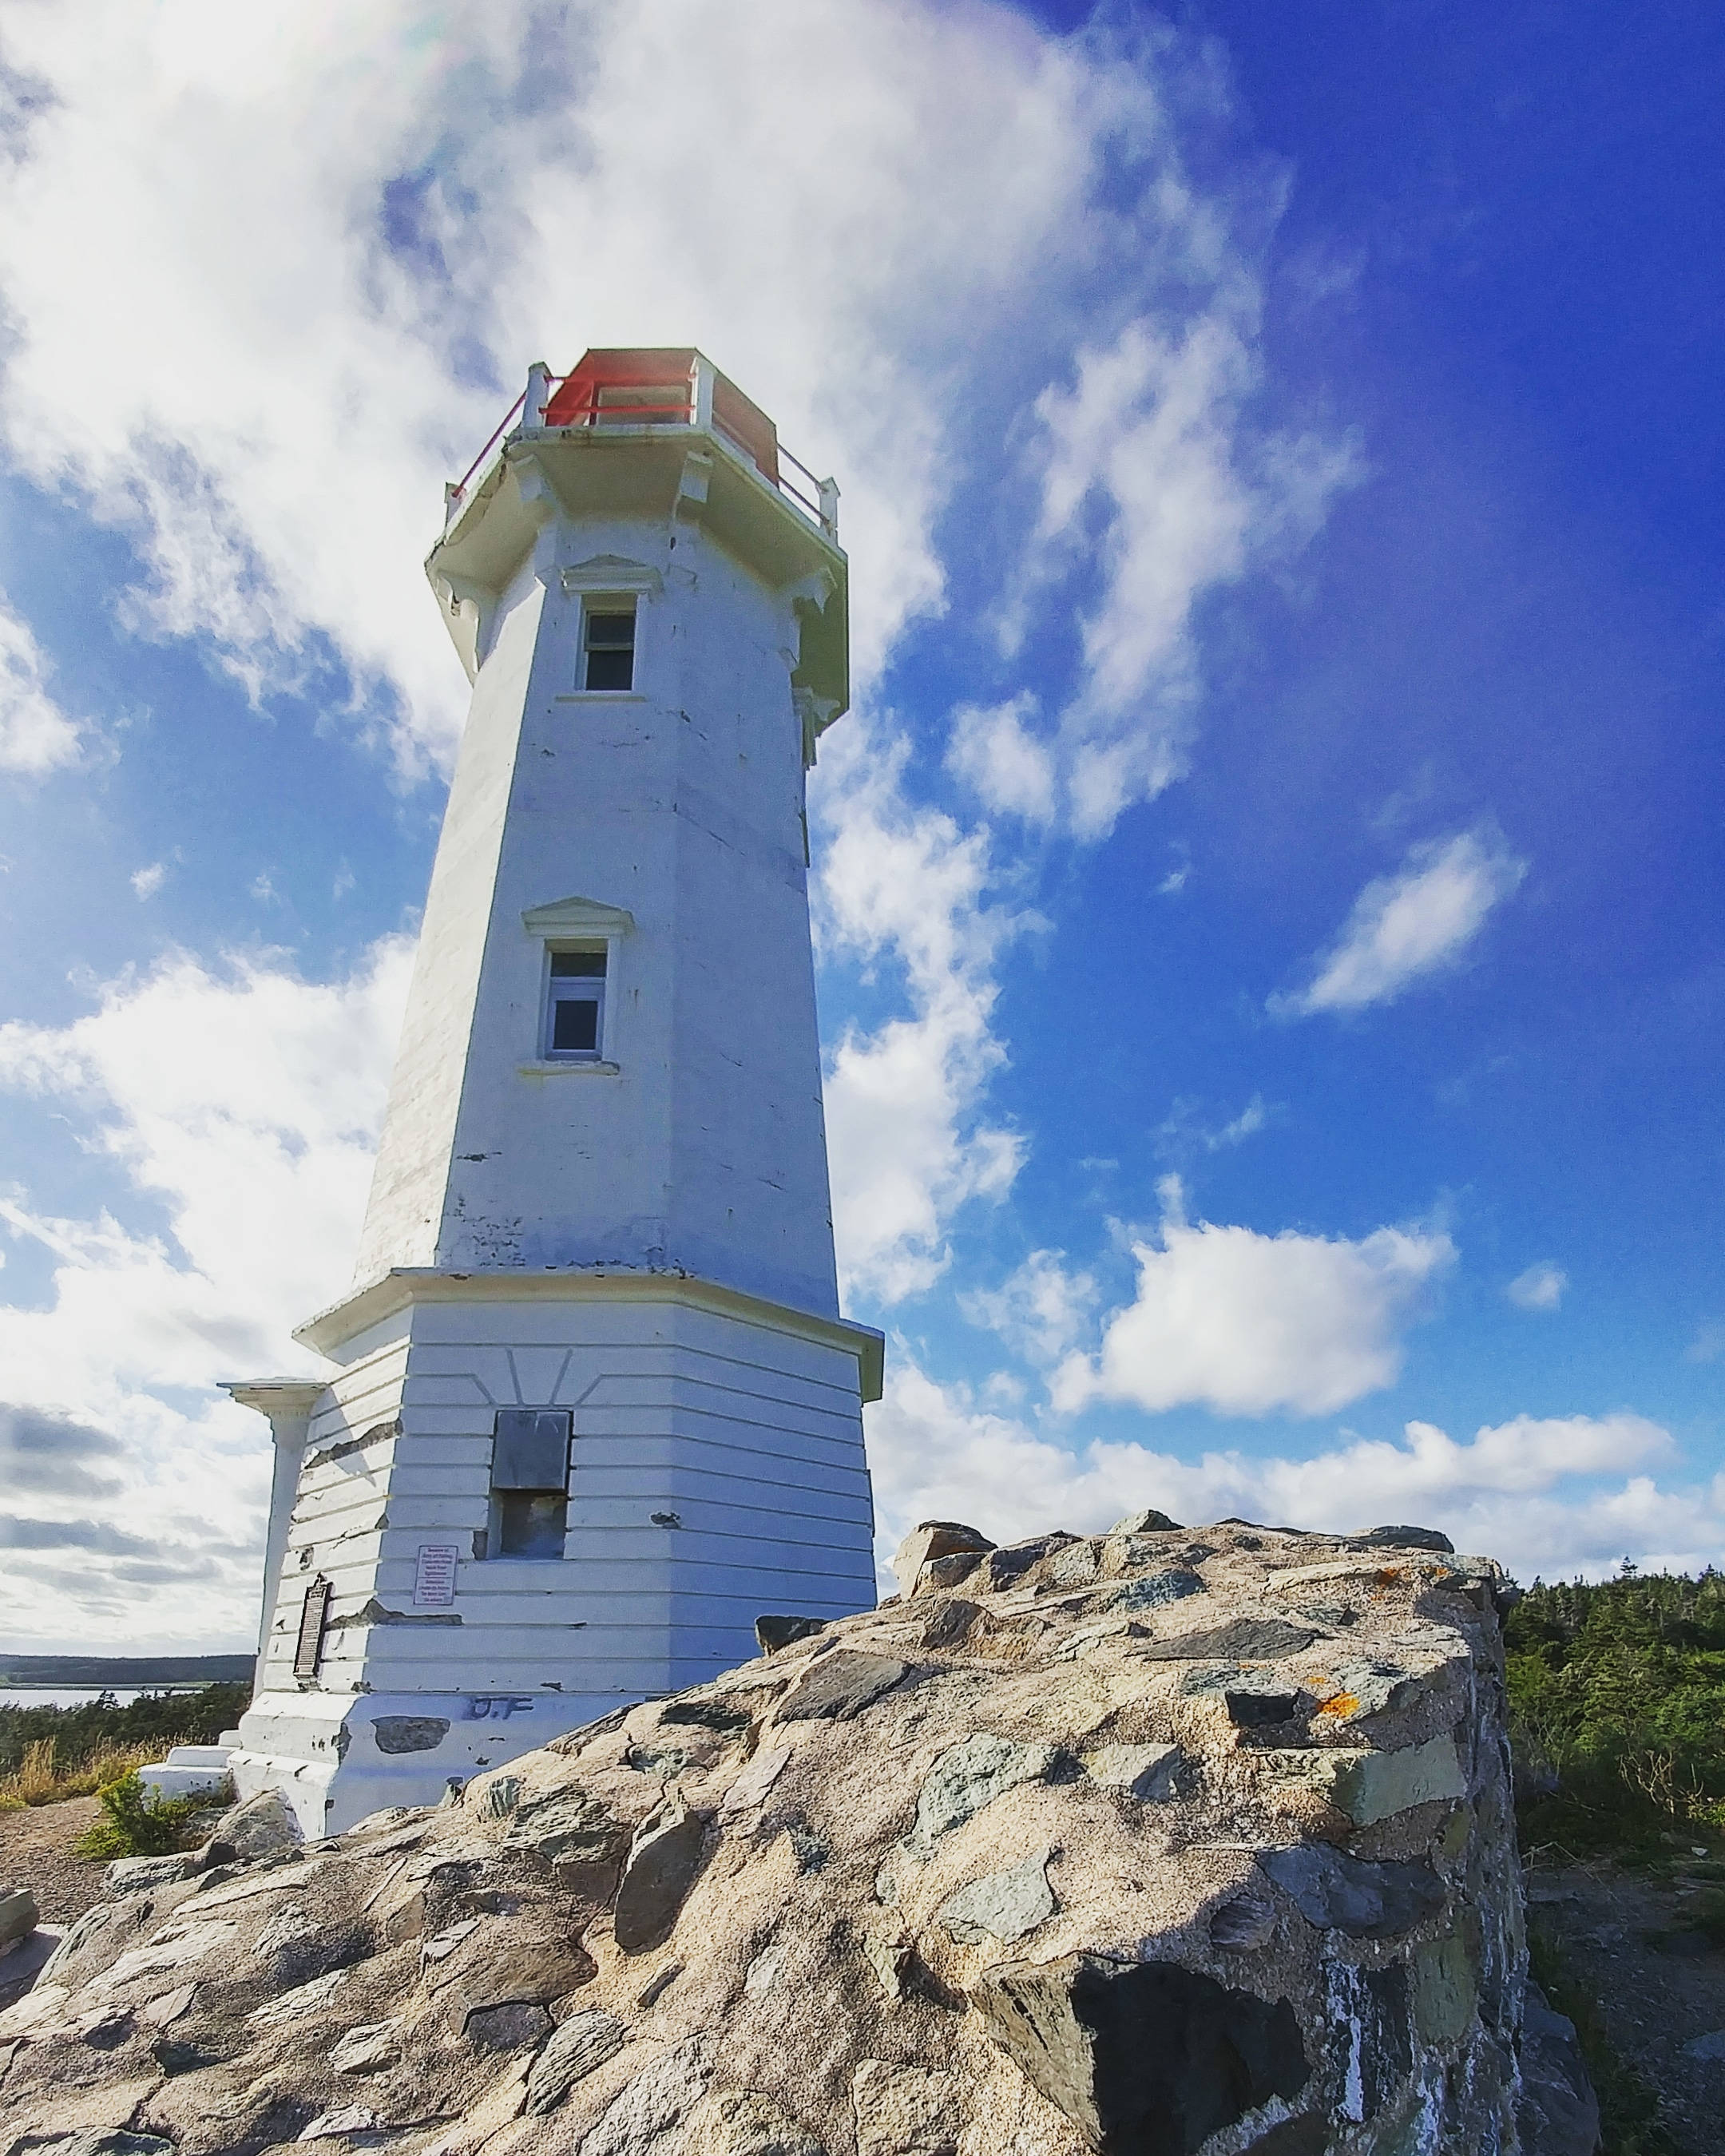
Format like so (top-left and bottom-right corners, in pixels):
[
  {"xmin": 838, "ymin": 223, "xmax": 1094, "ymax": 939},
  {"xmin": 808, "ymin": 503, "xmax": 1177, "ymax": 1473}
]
[{"xmin": 1317, "ymin": 1693, "xmax": 1362, "ymax": 1718}]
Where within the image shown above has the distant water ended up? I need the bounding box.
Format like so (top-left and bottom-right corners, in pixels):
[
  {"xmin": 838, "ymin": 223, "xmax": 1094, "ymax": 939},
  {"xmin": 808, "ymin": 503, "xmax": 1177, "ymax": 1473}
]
[{"xmin": 1, "ymin": 1686, "xmax": 208, "ymax": 1710}]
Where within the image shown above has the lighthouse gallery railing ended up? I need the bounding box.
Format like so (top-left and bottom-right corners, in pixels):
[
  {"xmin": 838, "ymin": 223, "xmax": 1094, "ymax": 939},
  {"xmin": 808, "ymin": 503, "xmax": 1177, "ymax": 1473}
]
[{"xmin": 444, "ymin": 355, "xmax": 838, "ymax": 543}]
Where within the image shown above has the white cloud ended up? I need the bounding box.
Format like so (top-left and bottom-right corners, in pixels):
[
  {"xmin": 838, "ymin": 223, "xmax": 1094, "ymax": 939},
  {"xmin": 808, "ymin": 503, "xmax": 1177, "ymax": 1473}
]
[
  {"xmin": 1686, "ymin": 1321, "xmax": 1725, "ymax": 1365},
  {"xmin": 962, "ymin": 1249, "xmax": 1098, "ymax": 1367},
  {"xmin": 983, "ymin": 319, "xmax": 1358, "ymax": 838},
  {"xmin": 1156, "ymin": 1092, "xmax": 1271, "ymax": 1159},
  {"xmin": 0, "ymin": 2, "xmax": 1352, "ymax": 1314},
  {"xmin": 815, "ymin": 717, "xmax": 1028, "ymax": 1305},
  {"xmin": 131, "ymin": 862, "xmax": 167, "ymax": 900},
  {"xmin": 1508, "ymin": 1262, "xmax": 1567, "ymax": 1314},
  {"xmin": 1053, "ymin": 1176, "xmax": 1454, "ymax": 1418},
  {"xmin": 869, "ymin": 1352, "xmax": 1703, "ymax": 1586},
  {"xmin": 0, "ymin": 4, "xmax": 1366, "ymax": 1631},
  {"xmin": 0, "ymin": 2, "xmax": 1318, "ymax": 779},
  {"xmin": 0, "ymin": 595, "xmax": 81, "ymax": 775},
  {"xmin": 0, "ymin": 936, "xmax": 411, "ymax": 1646},
  {"xmin": 945, "ymin": 695, "xmax": 1056, "ymax": 824},
  {"xmin": 1276, "ymin": 825, "xmax": 1528, "ymax": 1017}
]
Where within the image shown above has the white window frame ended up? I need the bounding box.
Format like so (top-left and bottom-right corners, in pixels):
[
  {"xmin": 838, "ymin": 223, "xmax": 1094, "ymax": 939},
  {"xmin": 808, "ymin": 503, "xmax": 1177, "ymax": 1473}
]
[
  {"xmin": 578, "ymin": 595, "xmax": 638, "ymax": 694},
  {"xmin": 557, "ymin": 555, "xmax": 662, "ymax": 701},
  {"xmin": 518, "ymin": 895, "xmax": 635, "ymax": 1079},
  {"xmin": 542, "ymin": 943, "xmax": 608, "ymax": 1063}
]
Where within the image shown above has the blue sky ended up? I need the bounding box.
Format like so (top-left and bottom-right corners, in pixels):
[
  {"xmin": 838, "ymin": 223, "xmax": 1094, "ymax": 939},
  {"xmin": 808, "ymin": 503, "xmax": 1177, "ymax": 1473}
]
[{"xmin": 0, "ymin": 2, "xmax": 1719, "ymax": 1650}]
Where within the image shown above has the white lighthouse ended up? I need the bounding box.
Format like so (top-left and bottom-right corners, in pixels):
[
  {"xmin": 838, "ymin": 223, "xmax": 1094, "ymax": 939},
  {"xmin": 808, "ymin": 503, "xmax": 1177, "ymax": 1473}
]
[{"xmin": 226, "ymin": 350, "xmax": 882, "ymax": 1835}]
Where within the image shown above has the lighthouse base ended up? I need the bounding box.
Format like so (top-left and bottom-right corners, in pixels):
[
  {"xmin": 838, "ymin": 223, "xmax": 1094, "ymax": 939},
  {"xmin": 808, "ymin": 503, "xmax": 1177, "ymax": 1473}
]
[
  {"xmin": 231, "ymin": 1686, "xmax": 621, "ymax": 1837},
  {"xmin": 232, "ymin": 1268, "xmax": 882, "ymax": 1839}
]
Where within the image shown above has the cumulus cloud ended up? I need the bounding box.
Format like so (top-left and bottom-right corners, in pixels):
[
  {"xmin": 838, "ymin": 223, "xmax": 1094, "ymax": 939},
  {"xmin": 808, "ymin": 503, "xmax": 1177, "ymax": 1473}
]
[
  {"xmin": 0, "ymin": 2, "xmax": 1362, "ymax": 1635},
  {"xmin": 945, "ymin": 695, "xmax": 1056, "ymax": 824},
  {"xmin": 869, "ymin": 1352, "xmax": 1699, "ymax": 1586},
  {"xmin": 0, "ymin": 0, "xmax": 1343, "ymax": 1314},
  {"xmin": 0, "ymin": 936, "xmax": 410, "ymax": 1646},
  {"xmin": 981, "ymin": 320, "xmax": 1358, "ymax": 838},
  {"xmin": 1053, "ymin": 1176, "xmax": 1453, "ymax": 1417},
  {"xmin": 0, "ymin": 594, "xmax": 81, "ymax": 775},
  {"xmin": 962, "ymin": 1250, "xmax": 1098, "ymax": 1367},
  {"xmin": 1508, "ymin": 1262, "xmax": 1568, "ymax": 1314},
  {"xmin": 815, "ymin": 719, "xmax": 1027, "ymax": 1305},
  {"xmin": 1275, "ymin": 825, "xmax": 1528, "ymax": 1017},
  {"xmin": 131, "ymin": 862, "xmax": 167, "ymax": 900},
  {"xmin": 0, "ymin": 2, "xmax": 1331, "ymax": 779}
]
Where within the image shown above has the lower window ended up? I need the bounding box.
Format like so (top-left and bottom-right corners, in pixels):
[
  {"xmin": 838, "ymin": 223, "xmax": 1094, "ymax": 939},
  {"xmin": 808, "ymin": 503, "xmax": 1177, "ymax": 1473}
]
[
  {"xmin": 497, "ymin": 1489, "xmax": 568, "ymax": 1558},
  {"xmin": 489, "ymin": 1408, "xmax": 572, "ymax": 1560}
]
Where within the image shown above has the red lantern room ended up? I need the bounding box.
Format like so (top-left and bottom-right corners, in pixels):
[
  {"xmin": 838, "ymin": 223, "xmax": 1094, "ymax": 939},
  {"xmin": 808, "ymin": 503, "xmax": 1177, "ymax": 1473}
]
[{"xmin": 433, "ymin": 347, "xmax": 846, "ymax": 715}]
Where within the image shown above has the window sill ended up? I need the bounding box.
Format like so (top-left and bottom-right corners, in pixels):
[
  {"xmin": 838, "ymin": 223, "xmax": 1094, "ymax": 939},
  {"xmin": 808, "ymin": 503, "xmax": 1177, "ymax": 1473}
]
[
  {"xmin": 518, "ymin": 1059, "xmax": 621, "ymax": 1078},
  {"xmin": 553, "ymin": 692, "xmax": 648, "ymax": 703}
]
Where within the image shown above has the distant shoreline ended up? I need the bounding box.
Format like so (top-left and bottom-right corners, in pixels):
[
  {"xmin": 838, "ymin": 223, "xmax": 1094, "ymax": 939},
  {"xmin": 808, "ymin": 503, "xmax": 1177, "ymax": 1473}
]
[{"xmin": 0, "ymin": 1655, "xmax": 252, "ymax": 1687}]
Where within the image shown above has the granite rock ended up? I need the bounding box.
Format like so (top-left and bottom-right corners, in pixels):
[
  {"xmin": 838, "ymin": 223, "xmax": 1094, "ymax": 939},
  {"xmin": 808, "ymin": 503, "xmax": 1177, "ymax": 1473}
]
[
  {"xmin": 614, "ymin": 1795, "xmax": 708, "ymax": 1955},
  {"xmin": 523, "ymin": 2005, "xmax": 630, "ymax": 2113},
  {"xmin": 755, "ymin": 1615, "xmax": 829, "ymax": 1654},
  {"xmin": 935, "ymin": 1847, "xmax": 1055, "ymax": 1945},
  {"xmin": 1259, "ymin": 1845, "xmax": 1448, "ymax": 1939},
  {"xmin": 0, "ymin": 1887, "xmax": 38, "ymax": 1948},
  {"xmin": 1516, "ymin": 1981, "xmax": 1602, "ymax": 2156},
  {"xmin": 1109, "ymin": 1508, "xmax": 1184, "ymax": 1534},
  {"xmin": 0, "ymin": 1516, "xmax": 1552, "ymax": 2156},
  {"xmin": 971, "ymin": 1954, "xmax": 1311, "ymax": 2156},
  {"xmin": 891, "ymin": 1523, "xmax": 996, "ymax": 1599},
  {"xmin": 211, "ymin": 1786, "xmax": 302, "ymax": 1864},
  {"xmin": 775, "ymin": 1652, "xmax": 911, "ymax": 1724},
  {"xmin": 1083, "ymin": 1743, "xmax": 1184, "ymax": 1802}
]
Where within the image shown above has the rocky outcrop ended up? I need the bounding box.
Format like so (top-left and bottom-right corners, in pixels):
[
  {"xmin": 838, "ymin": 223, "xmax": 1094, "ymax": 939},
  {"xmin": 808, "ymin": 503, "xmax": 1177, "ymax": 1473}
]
[{"xmin": 0, "ymin": 1516, "xmax": 1544, "ymax": 2154}]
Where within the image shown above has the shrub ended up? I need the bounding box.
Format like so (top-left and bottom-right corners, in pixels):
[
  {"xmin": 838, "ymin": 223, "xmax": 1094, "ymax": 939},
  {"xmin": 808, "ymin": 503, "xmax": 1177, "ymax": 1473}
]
[
  {"xmin": 73, "ymin": 1770, "xmax": 205, "ymax": 1860},
  {"xmin": 1507, "ymin": 1569, "xmax": 1725, "ymax": 1862}
]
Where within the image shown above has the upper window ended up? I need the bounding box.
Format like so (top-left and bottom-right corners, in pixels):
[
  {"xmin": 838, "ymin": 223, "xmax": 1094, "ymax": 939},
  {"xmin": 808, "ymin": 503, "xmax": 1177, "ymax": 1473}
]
[
  {"xmin": 546, "ymin": 947, "xmax": 606, "ymax": 1060},
  {"xmin": 582, "ymin": 600, "xmax": 636, "ymax": 692}
]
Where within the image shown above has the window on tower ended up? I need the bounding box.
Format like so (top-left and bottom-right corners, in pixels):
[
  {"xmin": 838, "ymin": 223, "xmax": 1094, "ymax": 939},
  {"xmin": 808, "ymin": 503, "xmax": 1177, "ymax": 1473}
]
[
  {"xmin": 545, "ymin": 947, "xmax": 606, "ymax": 1060},
  {"xmin": 489, "ymin": 1409, "xmax": 572, "ymax": 1560},
  {"xmin": 582, "ymin": 600, "xmax": 636, "ymax": 692}
]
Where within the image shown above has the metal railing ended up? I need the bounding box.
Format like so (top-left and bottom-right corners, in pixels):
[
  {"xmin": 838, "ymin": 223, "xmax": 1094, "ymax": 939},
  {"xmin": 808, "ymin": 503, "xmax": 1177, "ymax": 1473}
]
[{"xmin": 443, "ymin": 357, "xmax": 839, "ymax": 541}]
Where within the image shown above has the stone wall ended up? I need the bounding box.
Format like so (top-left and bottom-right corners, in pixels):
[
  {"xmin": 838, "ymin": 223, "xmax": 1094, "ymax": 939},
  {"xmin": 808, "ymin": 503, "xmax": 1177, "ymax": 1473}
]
[{"xmin": 0, "ymin": 1514, "xmax": 1540, "ymax": 2155}]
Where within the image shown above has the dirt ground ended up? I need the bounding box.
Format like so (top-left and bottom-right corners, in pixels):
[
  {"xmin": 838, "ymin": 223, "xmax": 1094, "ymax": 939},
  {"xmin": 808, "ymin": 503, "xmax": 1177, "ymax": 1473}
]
[
  {"xmin": 1527, "ymin": 1853, "xmax": 1725, "ymax": 2155},
  {"xmin": 0, "ymin": 1795, "xmax": 105, "ymax": 1927}
]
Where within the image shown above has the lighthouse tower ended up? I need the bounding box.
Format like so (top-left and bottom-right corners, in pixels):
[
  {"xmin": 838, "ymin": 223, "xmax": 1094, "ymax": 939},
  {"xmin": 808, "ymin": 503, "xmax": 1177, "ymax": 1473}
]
[{"xmin": 227, "ymin": 351, "xmax": 881, "ymax": 1834}]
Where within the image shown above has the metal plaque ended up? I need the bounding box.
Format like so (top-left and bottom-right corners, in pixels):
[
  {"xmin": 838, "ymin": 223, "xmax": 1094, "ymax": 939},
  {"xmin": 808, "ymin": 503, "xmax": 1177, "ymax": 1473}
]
[
  {"xmin": 414, "ymin": 1542, "xmax": 461, "ymax": 1608},
  {"xmin": 293, "ymin": 1576, "xmax": 331, "ymax": 1678}
]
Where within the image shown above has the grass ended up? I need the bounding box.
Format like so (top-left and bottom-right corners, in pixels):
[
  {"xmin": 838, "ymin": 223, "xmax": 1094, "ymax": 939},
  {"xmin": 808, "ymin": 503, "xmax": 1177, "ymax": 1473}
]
[
  {"xmin": 0, "ymin": 1681, "xmax": 248, "ymax": 1813},
  {"xmin": 0, "ymin": 1736, "xmax": 174, "ymax": 1812}
]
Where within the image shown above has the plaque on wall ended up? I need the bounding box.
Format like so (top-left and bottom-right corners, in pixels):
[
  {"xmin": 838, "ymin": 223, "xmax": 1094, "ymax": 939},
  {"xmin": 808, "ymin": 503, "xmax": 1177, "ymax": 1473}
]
[
  {"xmin": 293, "ymin": 1576, "xmax": 331, "ymax": 1678},
  {"xmin": 414, "ymin": 1541, "xmax": 461, "ymax": 1608}
]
